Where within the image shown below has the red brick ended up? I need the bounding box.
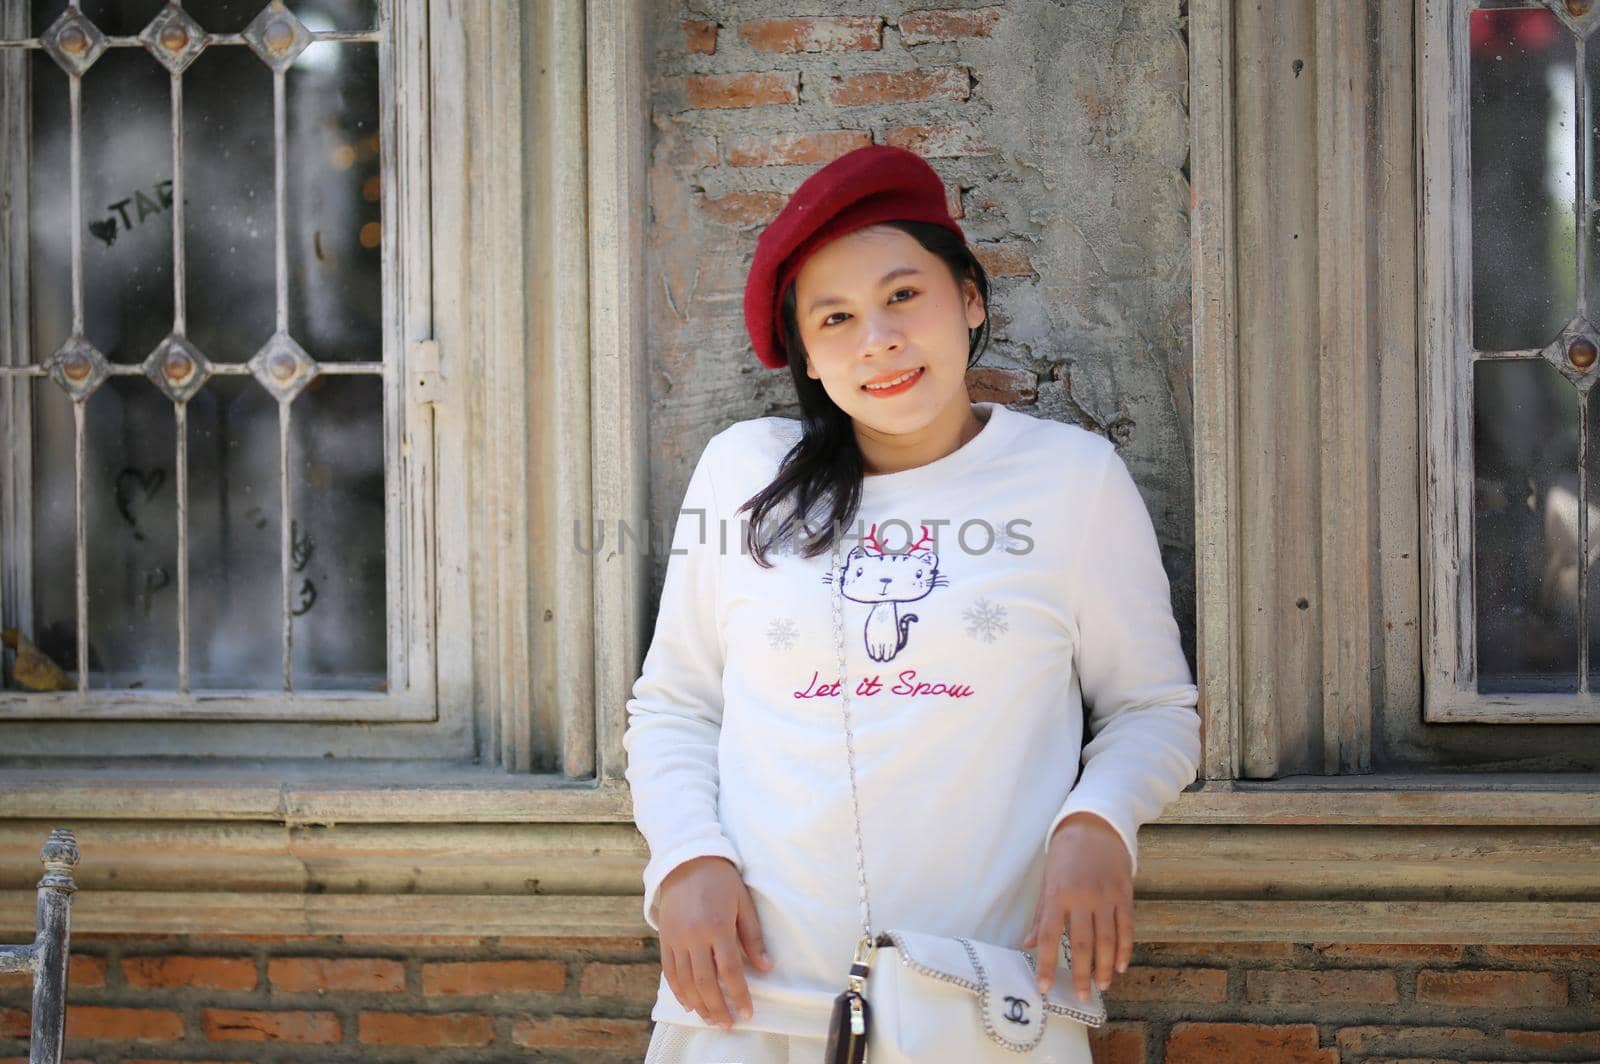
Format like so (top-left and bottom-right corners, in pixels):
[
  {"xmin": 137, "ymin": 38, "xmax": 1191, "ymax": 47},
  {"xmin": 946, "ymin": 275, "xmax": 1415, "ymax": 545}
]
[
  {"xmin": 966, "ymin": 367, "xmax": 1038, "ymax": 405},
  {"xmin": 973, "ymin": 240, "xmax": 1036, "ymax": 278},
  {"xmin": 1166, "ymin": 1023, "xmax": 1336, "ymax": 1064},
  {"xmin": 685, "ymin": 72, "xmax": 799, "ymax": 110},
  {"xmin": 65, "ymin": 1005, "xmax": 184, "ymax": 1041},
  {"xmin": 420, "ymin": 959, "xmax": 565, "ymax": 996},
  {"xmin": 724, "ymin": 130, "xmax": 872, "ymax": 168},
  {"xmin": 1311, "ymin": 943, "xmax": 1467, "ymax": 963},
  {"xmin": 899, "ymin": 7, "xmax": 1003, "ymax": 45},
  {"xmin": 68, "ymin": 953, "xmax": 107, "ymax": 989},
  {"xmin": 1335, "ymin": 1025, "xmax": 1499, "ymax": 1057},
  {"xmin": 740, "ymin": 16, "xmax": 882, "ymax": 53},
  {"xmin": 1505, "ymin": 1029, "xmax": 1600, "ymax": 1052},
  {"xmin": 200, "ymin": 1008, "xmax": 340, "ymax": 1043},
  {"xmin": 1480, "ymin": 943, "xmax": 1600, "ymax": 964},
  {"xmin": 1100, "ymin": 965, "xmax": 1226, "ymax": 1004},
  {"xmin": 683, "ymin": 19, "xmax": 717, "ymax": 53},
  {"xmin": 827, "ymin": 67, "xmax": 970, "ymax": 107},
  {"xmin": 511, "ymin": 1015, "xmax": 653, "ymax": 1053},
  {"xmin": 0, "ymin": 1009, "xmax": 27, "ymax": 1039},
  {"xmin": 268, "ymin": 957, "xmax": 405, "ymax": 993},
  {"xmin": 885, "ymin": 124, "xmax": 994, "ymax": 159},
  {"xmin": 1246, "ymin": 968, "xmax": 1400, "ymax": 1005},
  {"xmin": 579, "ymin": 961, "xmax": 660, "ymax": 1003},
  {"xmin": 702, "ymin": 190, "xmax": 788, "ymax": 227},
  {"xmin": 1415, "ymin": 969, "xmax": 1566, "ymax": 1008},
  {"xmin": 0, "ymin": 952, "xmax": 103, "ymax": 990},
  {"xmin": 122, "ymin": 954, "xmax": 257, "ymax": 991},
  {"xmin": 1089, "ymin": 1021, "xmax": 1147, "ymax": 1064},
  {"xmin": 946, "ymin": 181, "xmax": 964, "ymax": 219},
  {"xmin": 358, "ymin": 1010, "xmax": 494, "ymax": 1047}
]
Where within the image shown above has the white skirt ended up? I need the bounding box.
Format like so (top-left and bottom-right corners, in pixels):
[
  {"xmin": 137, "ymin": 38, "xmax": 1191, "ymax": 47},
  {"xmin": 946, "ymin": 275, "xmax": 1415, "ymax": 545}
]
[{"xmin": 642, "ymin": 1020, "xmax": 829, "ymax": 1064}]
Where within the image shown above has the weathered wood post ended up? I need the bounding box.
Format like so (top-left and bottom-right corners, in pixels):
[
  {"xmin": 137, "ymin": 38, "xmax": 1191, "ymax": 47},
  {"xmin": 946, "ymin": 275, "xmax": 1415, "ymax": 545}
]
[{"xmin": 26, "ymin": 829, "xmax": 78, "ymax": 1064}]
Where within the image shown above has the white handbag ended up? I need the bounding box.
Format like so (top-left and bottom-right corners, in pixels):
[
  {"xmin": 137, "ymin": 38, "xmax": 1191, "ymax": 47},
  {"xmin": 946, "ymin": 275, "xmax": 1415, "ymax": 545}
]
[{"xmin": 822, "ymin": 535, "xmax": 1106, "ymax": 1064}]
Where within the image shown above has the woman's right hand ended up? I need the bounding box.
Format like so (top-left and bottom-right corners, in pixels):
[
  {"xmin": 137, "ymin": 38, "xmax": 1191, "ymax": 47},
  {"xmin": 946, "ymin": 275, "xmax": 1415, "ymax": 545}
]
[{"xmin": 656, "ymin": 855, "xmax": 774, "ymax": 1029}]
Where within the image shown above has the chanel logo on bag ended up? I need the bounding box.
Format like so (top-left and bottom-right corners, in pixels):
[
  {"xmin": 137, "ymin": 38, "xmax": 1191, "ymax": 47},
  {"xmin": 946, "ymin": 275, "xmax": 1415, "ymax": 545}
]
[{"xmin": 1002, "ymin": 996, "xmax": 1031, "ymax": 1025}]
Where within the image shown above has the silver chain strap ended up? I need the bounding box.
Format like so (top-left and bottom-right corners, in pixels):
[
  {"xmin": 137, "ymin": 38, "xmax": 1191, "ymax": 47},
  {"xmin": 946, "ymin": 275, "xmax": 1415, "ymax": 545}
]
[{"xmin": 830, "ymin": 533, "xmax": 875, "ymax": 941}]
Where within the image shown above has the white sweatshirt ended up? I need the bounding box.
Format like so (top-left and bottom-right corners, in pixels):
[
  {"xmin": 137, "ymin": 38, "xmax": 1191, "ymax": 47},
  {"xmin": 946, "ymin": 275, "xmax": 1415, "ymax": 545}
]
[{"xmin": 623, "ymin": 401, "xmax": 1201, "ymax": 1036}]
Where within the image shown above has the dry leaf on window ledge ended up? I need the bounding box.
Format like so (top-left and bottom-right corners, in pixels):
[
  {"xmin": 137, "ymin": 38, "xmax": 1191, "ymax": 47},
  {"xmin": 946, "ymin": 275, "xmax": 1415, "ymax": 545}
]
[{"xmin": 1, "ymin": 627, "xmax": 75, "ymax": 691}]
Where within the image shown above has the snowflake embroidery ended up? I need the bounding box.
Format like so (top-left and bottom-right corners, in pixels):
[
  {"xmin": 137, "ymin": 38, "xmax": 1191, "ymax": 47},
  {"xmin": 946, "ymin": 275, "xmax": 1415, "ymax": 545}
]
[
  {"xmin": 991, "ymin": 524, "xmax": 1029, "ymax": 556},
  {"xmin": 962, "ymin": 597, "xmax": 1009, "ymax": 643},
  {"xmin": 766, "ymin": 617, "xmax": 800, "ymax": 651}
]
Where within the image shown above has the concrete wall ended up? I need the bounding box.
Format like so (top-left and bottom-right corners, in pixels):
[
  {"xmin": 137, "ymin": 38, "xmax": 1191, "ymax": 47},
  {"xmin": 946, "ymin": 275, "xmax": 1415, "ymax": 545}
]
[{"xmin": 644, "ymin": 1, "xmax": 1199, "ymax": 669}]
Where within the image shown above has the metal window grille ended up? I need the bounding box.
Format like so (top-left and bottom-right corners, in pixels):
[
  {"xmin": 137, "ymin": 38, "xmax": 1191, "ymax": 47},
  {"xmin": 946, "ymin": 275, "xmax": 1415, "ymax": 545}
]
[{"xmin": 0, "ymin": 2, "xmax": 435, "ymax": 720}]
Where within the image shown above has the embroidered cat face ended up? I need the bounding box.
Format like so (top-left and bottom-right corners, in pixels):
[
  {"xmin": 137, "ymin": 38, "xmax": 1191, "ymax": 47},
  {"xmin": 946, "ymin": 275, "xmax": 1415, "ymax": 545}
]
[
  {"xmin": 840, "ymin": 545, "xmax": 942, "ymax": 605},
  {"xmin": 825, "ymin": 524, "xmax": 950, "ymax": 662}
]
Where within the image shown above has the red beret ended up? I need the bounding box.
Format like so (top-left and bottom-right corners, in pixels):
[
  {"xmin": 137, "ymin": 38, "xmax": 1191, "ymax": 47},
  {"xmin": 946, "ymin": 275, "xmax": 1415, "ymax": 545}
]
[{"xmin": 743, "ymin": 144, "xmax": 966, "ymax": 370}]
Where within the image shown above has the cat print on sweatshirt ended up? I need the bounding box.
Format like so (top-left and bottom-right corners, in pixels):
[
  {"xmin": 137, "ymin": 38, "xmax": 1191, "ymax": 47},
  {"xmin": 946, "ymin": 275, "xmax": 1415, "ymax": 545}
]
[{"xmin": 823, "ymin": 524, "xmax": 949, "ymax": 662}]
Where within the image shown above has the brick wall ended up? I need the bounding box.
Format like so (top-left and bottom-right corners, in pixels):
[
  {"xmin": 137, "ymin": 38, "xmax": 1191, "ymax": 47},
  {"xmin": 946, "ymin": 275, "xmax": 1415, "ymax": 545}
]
[
  {"xmin": 645, "ymin": 2, "xmax": 1200, "ymax": 670},
  {"xmin": 2, "ymin": 935, "xmax": 1596, "ymax": 1060}
]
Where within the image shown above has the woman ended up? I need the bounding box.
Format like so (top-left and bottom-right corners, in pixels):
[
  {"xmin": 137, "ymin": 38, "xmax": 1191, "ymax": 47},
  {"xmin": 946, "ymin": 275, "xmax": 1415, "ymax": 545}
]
[{"xmin": 624, "ymin": 145, "xmax": 1201, "ymax": 1063}]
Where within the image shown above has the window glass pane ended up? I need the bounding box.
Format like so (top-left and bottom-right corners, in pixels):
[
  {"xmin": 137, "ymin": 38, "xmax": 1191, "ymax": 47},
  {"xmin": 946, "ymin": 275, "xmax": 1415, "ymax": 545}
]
[
  {"xmin": 167, "ymin": 0, "xmax": 378, "ymax": 35},
  {"xmin": 1474, "ymin": 358, "xmax": 1581, "ymax": 692},
  {"xmin": 42, "ymin": 2, "xmax": 163, "ymax": 36},
  {"xmin": 287, "ymin": 41, "xmax": 380, "ymax": 362},
  {"xmin": 21, "ymin": 380, "xmax": 77, "ymax": 690},
  {"xmin": 1585, "ymin": 25, "xmax": 1600, "ymax": 323},
  {"xmin": 1470, "ymin": 7, "xmax": 1576, "ymax": 352},
  {"xmin": 80, "ymin": 47, "xmax": 175, "ymax": 365},
  {"xmin": 26, "ymin": 377, "xmax": 180, "ymax": 692},
  {"xmin": 184, "ymin": 48, "xmax": 275, "ymax": 364},
  {"xmin": 26, "ymin": 51, "xmax": 71, "ymax": 364},
  {"xmin": 11, "ymin": 3, "xmax": 390, "ymax": 697},
  {"xmin": 187, "ymin": 377, "xmax": 282, "ymax": 689},
  {"xmin": 1586, "ymin": 386, "xmax": 1600, "ymax": 691},
  {"xmin": 289, "ymin": 374, "xmax": 385, "ymax": 690},
  {"xmin": 85, "ymin": 378, "xmax": 180, "ymax": 689}
]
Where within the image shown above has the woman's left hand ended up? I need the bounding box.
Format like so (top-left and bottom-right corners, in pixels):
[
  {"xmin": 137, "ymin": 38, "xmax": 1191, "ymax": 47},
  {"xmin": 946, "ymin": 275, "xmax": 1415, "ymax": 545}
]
[{"xmin": 1021, "ymin": 811, "xmax": 1133, "ymax": 1004}]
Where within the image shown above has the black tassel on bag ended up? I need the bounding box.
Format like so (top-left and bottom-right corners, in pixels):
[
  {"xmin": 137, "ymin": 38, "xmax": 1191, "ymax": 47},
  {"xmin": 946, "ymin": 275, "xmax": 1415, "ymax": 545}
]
[
  {"xmin": 824, "ymin": 986, "xmax": 869, "ymax": 1064},
  {"xmin": 824, "ymin": 942, "xmax": 874, "ymax": 1064}
]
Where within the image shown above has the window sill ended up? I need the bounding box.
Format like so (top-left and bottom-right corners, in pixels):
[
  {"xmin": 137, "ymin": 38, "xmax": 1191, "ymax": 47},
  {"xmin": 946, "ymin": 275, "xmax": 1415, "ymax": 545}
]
[
  {"xmin": 6, "ymin": 766, "xmax": 1595, "ymax": 825},
  {"xmin": 1, "ymin": 769, "xmax": 1595, "ymax": 941},
  {"xmin": 0, "ymin": 762, "xmax": 634, "ymax": 822}
]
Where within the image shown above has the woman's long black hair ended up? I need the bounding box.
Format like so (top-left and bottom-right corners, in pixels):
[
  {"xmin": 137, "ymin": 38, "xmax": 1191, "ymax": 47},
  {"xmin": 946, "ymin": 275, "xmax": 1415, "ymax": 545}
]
[{"xmin": 738, "ymin": 220, "xmax": 993, "ymax": 567}]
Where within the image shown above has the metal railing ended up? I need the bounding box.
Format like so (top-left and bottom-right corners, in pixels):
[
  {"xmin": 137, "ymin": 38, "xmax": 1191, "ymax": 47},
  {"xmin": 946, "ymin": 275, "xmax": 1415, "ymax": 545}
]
[{"xmin": 0, "ymin": 829, "xmax": 79, "ymax": 1064}]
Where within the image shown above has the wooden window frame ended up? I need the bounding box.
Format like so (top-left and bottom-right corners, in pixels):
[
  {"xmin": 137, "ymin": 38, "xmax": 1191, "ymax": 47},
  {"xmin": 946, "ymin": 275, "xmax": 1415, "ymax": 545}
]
[
  {"xmin": 0, "ymin": 1, "xmax": 645, "ymax": 785},
  {"xmin": 1418, "ymin": 0, "xmax": 1600, "ymax": 723},
  {"xmin": 0, "ymin": 0, "xmax": 442, "ymax": 728}
]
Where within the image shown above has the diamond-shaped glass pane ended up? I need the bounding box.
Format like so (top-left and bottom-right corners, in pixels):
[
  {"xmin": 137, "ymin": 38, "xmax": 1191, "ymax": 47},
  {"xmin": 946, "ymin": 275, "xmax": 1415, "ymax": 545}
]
[
  {"xmin": 248, "ymin": 333, "xmax": 318, "ymax": 400},
  {"xmin": 41, "ymin": 9, "xmax": 109, "ymax": 77},
  {"xmin": 1534, "ymin": 318, "xmax": 1600, "ymax": 388},
  {"xmin": 143, "ymin": 334, "xmax": 212, "ymax": 402},
  {"xmin": 45, "ymin": 334, "xmax": 110, "ymax": 399},
  {"xmin": 1548, "ymin": 0, "xmax": 1600, "ymax": 35},
  {"xmin": 139, "ymin": 6, "xmax": 209, "ymax": 75},
  {"xmin": 243, "ymin": 2, "xmax": 313, "ymax": 71}
]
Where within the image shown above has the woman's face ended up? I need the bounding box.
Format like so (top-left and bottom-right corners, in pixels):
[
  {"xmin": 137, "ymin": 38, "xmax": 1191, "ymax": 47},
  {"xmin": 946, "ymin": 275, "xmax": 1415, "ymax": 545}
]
[{"xmin": 792, "ymin": 225, "xmax": 985, "ymax": 439}]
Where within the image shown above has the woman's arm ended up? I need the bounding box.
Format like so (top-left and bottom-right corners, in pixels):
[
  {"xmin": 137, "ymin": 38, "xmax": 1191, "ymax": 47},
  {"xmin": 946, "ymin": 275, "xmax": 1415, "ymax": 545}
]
[
  {"xmin": 1027, "ymin": 441, "xmax": 1203, "ymax": 1002},
  {"xmin": 1049, "ymin": 442, "xmax": 1202, "ymax": 876},
  {"xmin": 622, "ymin": 437, "xmax": 743, "ymax": 932}
]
